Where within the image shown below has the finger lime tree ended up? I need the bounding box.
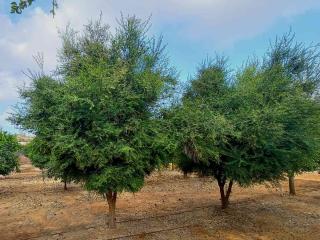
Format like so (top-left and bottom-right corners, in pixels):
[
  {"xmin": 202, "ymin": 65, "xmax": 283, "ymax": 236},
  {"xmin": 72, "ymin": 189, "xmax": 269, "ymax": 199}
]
[
  {"xmin": 262, "ymin": 32, "xmax": 320, "ymax": 195},
  {"xmin": 170, "ymin": 50, "xmax": 320, "ymax": 208},
  {"xmin": 0, "ymin": 131, "xmax": 20, "ymax": 176},
  {"xmin": 11, "ymin": 16, "xmax": 176, "ymax": 228}
]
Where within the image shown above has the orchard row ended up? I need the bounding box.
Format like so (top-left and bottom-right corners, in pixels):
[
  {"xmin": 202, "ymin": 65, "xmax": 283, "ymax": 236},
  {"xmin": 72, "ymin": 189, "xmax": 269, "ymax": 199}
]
[{"xmin": 1, "ymin": 16, "xmax": 319, "ymax": 228}]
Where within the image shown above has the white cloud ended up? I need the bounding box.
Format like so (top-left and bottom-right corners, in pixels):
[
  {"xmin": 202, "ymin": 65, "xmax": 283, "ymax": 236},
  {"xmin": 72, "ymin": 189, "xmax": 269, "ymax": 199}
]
[
  {"xmin": 55, "ymin": 0, "xmax": 320, "ymax": 45},
  {"xmin": 51, "ymin": 0, "xmax": 320, "ymax": 47},
  {"xmin": 0, "ymin": 0, "xmax": 320, "ymax": 132}
]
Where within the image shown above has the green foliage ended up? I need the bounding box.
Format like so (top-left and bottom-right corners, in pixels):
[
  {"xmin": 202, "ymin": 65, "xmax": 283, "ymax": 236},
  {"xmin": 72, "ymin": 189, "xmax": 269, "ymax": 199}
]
[
  {"xmin": 25, "ymin": 137, "xmax": 50, "ymax": 170},
  {"xmin": 9, "ymin": 10, "xmax": 319, "ymax": 211},
  {"xmin": 11, "ymin": 0, "xmax": 58, "ymax": 16},
  {"xmin": 264, "ymin": 31, "xmax": 320, "ymax": 96},
  {"xmin": 171, "ymin": 34, "xmax": 320, "ymax": 207},
  {"xmin": 263, "ymin": 31, "xmax": 320, "ymax": 175},
  {"xmin": 11, "ymin": 16, "xmax": 176, "ymax": 195},
  {"xmin": 11, "ymin": 0, "xmax": 35, "ymax": 14},
  {"xmin": 0, "ymin": 131, "xmax": 20, "ymax": 175},
  {"xmin": 12, "ymin": 74, "xmax": 76, "ymax": 184}
]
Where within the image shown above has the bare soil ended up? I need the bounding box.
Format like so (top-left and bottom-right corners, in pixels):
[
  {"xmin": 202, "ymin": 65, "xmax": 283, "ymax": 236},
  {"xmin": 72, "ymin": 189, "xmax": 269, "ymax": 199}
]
[{"xmin": 0, "ymin": 157, "xmax": 319, "ymax": 240}]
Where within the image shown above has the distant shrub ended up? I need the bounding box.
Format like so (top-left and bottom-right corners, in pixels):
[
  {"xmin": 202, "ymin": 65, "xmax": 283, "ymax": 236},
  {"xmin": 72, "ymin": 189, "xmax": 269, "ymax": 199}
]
[{"xmin": 0, "ymin": 131, "xmax": 20, "ymax": 175}]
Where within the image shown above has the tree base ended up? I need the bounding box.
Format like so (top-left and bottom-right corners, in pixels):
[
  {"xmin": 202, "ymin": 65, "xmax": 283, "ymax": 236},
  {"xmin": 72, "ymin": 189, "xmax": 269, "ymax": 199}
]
[
  {"xmin": 218, "ymin": 179, "xmax": 233, "ymax": 209},
  {"xmin": 106, "ymin": 191, "xmax": 117, "ymax": 228},
  {"xmin": 288, "ymin": 174, "xmax": 296, "ymax": 196}
]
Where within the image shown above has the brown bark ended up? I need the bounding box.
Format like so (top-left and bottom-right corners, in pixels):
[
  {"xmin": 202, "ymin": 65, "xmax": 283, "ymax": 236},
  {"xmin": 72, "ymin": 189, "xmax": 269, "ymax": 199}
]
[
  {"xmin": 288, "ymin": 173, "xmax": 296, "ymax": 195},
  {"xmin": 226, "ymin": 180, "xmax": 233, "ymax": 200},
  {"xmin": 183, "ymin": 172, "xmax": 188, "ymax": 179},
  {"xmin": 106, "ymin": 191, "xmax": 117, "ymax": 228},
  {"xmin": 41, "ymin": 169, "xmax": 45, "ymax": 182},
  {"xmin": 63, "ymin": 180, "xmax": 67, "ymax": 191},
  {"xmin": 218, "ymin": 179, "xmax": 233, "ymax": 209}
]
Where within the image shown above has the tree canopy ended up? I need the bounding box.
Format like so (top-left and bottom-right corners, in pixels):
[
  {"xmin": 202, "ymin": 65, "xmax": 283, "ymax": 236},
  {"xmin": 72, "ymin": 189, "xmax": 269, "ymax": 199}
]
[
  {"xmin": 262, "ymin": 32, "xmax": 320, "ymax": 194},
  {"xmin": 170, "ymin": 34, "xmax": 320, "ymax": 208},
  {"xmin": 8, "ymin": 7, "xmax": 320, "ymax": 221},
  {"xmin": 0, "ymin": 130, "xmax": 20, "ymax": 176}
]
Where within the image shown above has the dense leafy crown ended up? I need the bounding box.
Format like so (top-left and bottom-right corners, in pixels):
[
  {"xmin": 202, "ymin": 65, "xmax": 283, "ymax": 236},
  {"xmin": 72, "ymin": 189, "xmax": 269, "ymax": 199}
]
[
  {"xmin": 171, "ymin": 34, "xmax": 320, "ymax": 185},
  {"xmin": 11, "ymin": 16, "xmax": 176, "ymax": 193},
  {"xmin": 0, "ymin": 131, "xmax": 20, "ymax": 175}
]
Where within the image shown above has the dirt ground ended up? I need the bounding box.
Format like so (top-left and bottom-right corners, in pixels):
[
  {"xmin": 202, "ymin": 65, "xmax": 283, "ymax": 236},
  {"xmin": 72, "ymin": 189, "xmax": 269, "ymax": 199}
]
[{"xmin": 0, "ymin": 157, "xmax": 319, "ymax": 240}]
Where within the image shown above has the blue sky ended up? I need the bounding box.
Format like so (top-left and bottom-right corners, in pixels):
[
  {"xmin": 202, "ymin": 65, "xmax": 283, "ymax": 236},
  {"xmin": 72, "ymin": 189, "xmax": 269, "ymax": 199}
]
[{"xmin": 1, "ymin": 0, "xmax": 320, "ymax": 133}]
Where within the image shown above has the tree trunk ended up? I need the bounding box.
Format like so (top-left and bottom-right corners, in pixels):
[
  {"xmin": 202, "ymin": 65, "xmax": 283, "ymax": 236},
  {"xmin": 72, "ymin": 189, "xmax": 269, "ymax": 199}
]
[
  {"xmin": 183, "ymin": 172, "xmax": 188, "ymax": 179},
  {"xmin": 288, "ymin": 173, "xmax": 296, "ymax": 195},
  {"xmin": 106, "ymin": 191, "xmax": 117, "ymax": 228},
  {"xmin": 218, "ymin": 179, "xmax": 233, "ymax": 209},
  {"xmin": 169, "ymin": 163, "xmax": 173, "ymax": 171},
  {"xmin": 41, "ymin": 169, "xmax": 45, "ymax": 182},
  {"xmin": 63, "ymin": 180, "xmax": 67, "ymax": 191}
]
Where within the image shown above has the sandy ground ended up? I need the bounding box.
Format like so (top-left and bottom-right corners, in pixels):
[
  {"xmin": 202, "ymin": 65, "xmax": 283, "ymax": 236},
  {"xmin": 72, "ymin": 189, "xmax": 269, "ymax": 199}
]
[{"xmin": 0, "ymin": 157, "xmax": 319, "ymax": 240}]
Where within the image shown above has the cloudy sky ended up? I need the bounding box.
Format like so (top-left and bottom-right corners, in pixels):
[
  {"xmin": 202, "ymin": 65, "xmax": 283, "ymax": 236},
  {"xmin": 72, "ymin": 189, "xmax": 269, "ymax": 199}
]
[{"xmin": 1, "ymin": 0, "xmax": 320, "ymax": 133}]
